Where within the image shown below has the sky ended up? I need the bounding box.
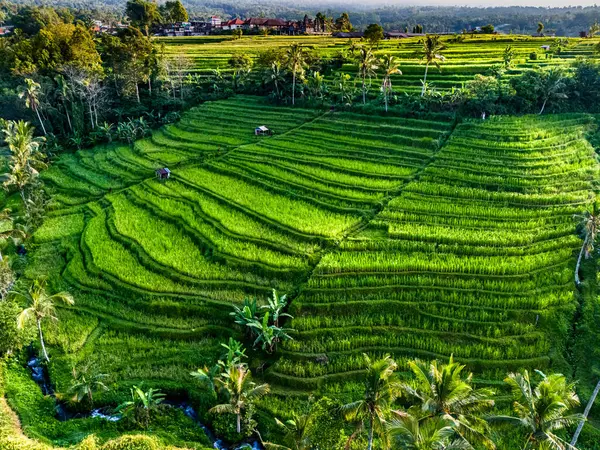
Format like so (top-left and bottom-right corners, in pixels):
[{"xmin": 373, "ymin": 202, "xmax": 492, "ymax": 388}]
[{"xmin": 306, "ymin": 0, "xmax": 600, "ymax": 6}]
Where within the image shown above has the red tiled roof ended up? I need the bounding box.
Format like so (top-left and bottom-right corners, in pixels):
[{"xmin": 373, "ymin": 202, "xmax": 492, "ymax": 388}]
[
  {"xmin": 264, "ymin": 18, "xmax": 287, "ymax": 27},
  {"xmin": 245, "ymin": 18, "xmax": 269, "ymax": 25}
]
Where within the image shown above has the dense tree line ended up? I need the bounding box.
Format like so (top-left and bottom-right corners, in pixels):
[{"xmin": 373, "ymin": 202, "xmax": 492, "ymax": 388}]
[{"xmin": 5, "ymin": 1, "xmax": 600, "ymax": 35}]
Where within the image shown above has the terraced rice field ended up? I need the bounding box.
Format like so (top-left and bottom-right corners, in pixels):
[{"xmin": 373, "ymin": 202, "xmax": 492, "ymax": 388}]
[
  {"xmin": 160, "ymin": 34, "xmax": 600, "ymax": 93},
  {"xmin": 35, "ymin": 95, "xmax": 453, "ymax": 394},
  {"xmin": 32, "ymin": 94, "xmax": 599, "ymax": 401},
  {"xmin": 268, "ymin": 114, "xmax": 599, "ymax": 389}
]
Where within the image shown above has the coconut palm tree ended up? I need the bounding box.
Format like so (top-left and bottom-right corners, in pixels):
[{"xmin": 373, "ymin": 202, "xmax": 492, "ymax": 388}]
[
  {"xmin": 380, "ymin": 54, "xmax": 402, "ymax": 112},
  {"xmin": 341, "ymin": 353, "xmax": 400, "ymax": 450},
  {"xmin": 570, "ymin": 379, "xmax": 600, "ymax": 447},
  {"xmin": 270, "ymin": 411, "xmax": 313, "ymax": 450},
  {"xmin": 389, "ymin": 410, "xmax": 471, "ymax": 450},
  {"xmin": 489, "ymin": 370, "xmax": 582, "ymax": 450},
  {"xmin": 1, "ymin": 120, "xmax": 47, "ymax": 205},
  {"xmin": 417, "ymin": 35, "xmax": 446, "ymax": 97},
  {"xmin": 574, "ymin": 211, "xmax": 600, "ymax": 285},
  {"xmin": 14, "ymin": 279, "xmax": 74, "ymax": 362},
  {"xmin": 357, "ymin": 47, "xmax": 379, "ymax": 105},
  {"xmin": 18, "ymin": 79, "xmax": 47, "ymax": 136},
  {"xmin": 285, "ymin": 44, "xmax": 307, "ymax": 106},
  {"xmin": 399, "ymin": 356, "xmax": 495, "ymax": 449},
  {"xmin": 211, "ymin": 364, "xmax": 270, "ymax": 434},
  {"xmin": 54, "ymin": 75, "xmax": 73, "ymax": 133},
  {"xmin": 537, "ymin": 68, "xmax": 568, "ymax": 115}
]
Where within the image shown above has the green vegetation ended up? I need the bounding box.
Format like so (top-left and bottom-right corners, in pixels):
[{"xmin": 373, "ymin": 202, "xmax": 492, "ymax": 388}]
[{"xmin": 1, "ymin": 3, "xmax": 600, "ymax": 447}]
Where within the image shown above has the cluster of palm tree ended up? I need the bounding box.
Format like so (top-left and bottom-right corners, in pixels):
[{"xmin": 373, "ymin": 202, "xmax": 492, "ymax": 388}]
[
  {"xmin": 340, "ymin": 354, "xmax": 584, "ymax": 450},
  {"xmin": 230, "ymin": 290, "xmax": 294, "ymax": 354},
  {"xmin": 192, "ymin": 338, "xmax": 269, "ymax": 435}
]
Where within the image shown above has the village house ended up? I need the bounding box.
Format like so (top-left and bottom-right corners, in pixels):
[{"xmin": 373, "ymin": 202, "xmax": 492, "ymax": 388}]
[{"xmin": 222, "ymin": 18, "xmax": 245, "ymax": 31}]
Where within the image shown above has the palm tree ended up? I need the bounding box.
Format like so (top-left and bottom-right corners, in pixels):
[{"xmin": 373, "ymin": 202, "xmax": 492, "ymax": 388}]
[
  {"xmin": 14, "ymin": 279, "xmax": 74, "ymax": 362},
  {"xmin": 117, "ymin": 385, "xmax": 165, "ymax": 429},
  {"xmin": 489, "ymin": 370, "xmax": 582, "ymax": 450},
  {"xmin": 18, "ymin": 79, "xmax": 47, "ymax": 136},
  {"xmin": 357, "ymin": 47, "xmax": 379, "ymax": 105},
  {"xmin": 389, "ymin": 411, "xmax": 471, "ymax": 450},
  {"xmin": 399, "ymin": 356, "xmax": 495, "ymax": 448},
  {"xmin": 570, "ymin": 379, "xmax": 600, "ymax": 447},
  {"xmin": 54, "ymin": 75, "xmax": 72, "ymax": 133},
  {"xmin": 271, "ymin": 412, "xmax": 313, "ymax": 450},
  {"xmin": 341, "ymin": 353, "xmax": 400, "ymax": 450},
  {"xmin": 211, "ymin": 364, "xmax": 270, "ymax": 434},
  {"xmin": 537, "ymin": 68, "xmax": 568, "ymax": 115},
  {"xmin": 285, "ymin": 44, "xmax": 306, "ymax": 106},
  {"xmin": 264, "ymin": 62, "xmax": 285, "ymax": 99},
  {"xmin": 1, "ymin": 120, "xmax": 47, "ymax": 205},
  {"xmin": 64, "ymin": 363, "xmax": 109, "ymax": 407},
  {"xmin": 380, "ymin": 54, "xmax": 402, "ymax": 112},
  {"xmin": 417, "ymin": 35, "xmax": 446, "ymax": 97},
  {"xmin": 574, "ymin": 211, "xmax": 600, "ymax": 285}
]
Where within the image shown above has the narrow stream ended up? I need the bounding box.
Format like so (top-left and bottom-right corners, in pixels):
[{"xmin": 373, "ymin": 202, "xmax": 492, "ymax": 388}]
[{"xmin": 26, "ymin": 356, "xmax": 263, "ymax": 450}]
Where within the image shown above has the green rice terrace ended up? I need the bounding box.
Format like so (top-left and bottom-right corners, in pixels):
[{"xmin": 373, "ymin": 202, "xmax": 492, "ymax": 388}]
[
  {"xmin": 3, "ymin": 95, "xmax": 600, "ymax": 449},
  {"xmin": 160, "ymin": 34, "xmax": 600, "ymax": 93}
]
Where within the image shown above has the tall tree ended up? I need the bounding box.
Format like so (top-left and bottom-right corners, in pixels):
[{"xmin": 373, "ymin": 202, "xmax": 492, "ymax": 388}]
[
  {"xmin": 18, "ymin": 79, "xmax": 47, "ymax": 135},
  {"xmin": 380, "ymin": 54, "xmax": 401, "ymax": 112},
  {"xmin": 160, "ymin": 0, "xmax": 188, "ymax": 24},
  {"xmin": 399, "ymin": 356, "xmax": 496, "ymax": 448},
  {"xmin": 417, "ymin": 35, "xmax": 446, "ymax": 97},
  {"xmin": 357, "ymin": 47, "xmax": 379, "ymax": 105},
  {"xmin": 537, "ymin": 22, "xmax": 545, "ymax": 36},
  {"xmin": 1, "ymin": 120, "xmax": 47, "ymax": 205},
  {"xmin": 364, "ymin": 24, "xmax": 385, "ymax": 47},
  {"xmin": 285, "ymin": 44, "xmax": 306, "ymax": 106},
  {"xmin": 389, "ymin": 412, "xmax": 472, "ymax": 450},
  {"xmin": 14, "ymin": 278, "xmax": 74, "ymax": 362},
  {"xmin": 54, "ymin": 74, "xmax": 72, "ymax": 132},
  {"xmin": 126, "ymin": 0, "xmax": 161, "ymax": 36},
  {"xmin": 211, "ymin": 364, "xmax": 270, "ymax": 434},
  {"xmin": 335, "ymin": 12, "xmax": 353, "ymax": 32},
  {"xmin": 341, "ymin": 354, "xmax": 400, "ymax": 450},
  {"xmin": 490, "ymin": 370, "xmax": 582, "ymax": 450}
]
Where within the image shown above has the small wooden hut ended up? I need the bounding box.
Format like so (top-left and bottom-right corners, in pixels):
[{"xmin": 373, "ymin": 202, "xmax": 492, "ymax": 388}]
[
  {"xmin": 255, "ymin": 125, "xmax": 272, "ymax": 136},
  {"xmin": 156, "ymin": 168, "xmax": 171, "ymax": 180}
]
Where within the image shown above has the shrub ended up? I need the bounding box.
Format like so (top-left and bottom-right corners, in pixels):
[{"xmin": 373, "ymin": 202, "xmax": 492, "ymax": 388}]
[{"xmin": 101, "ymin": 435, "xmax": 159, "ymax": 450}]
